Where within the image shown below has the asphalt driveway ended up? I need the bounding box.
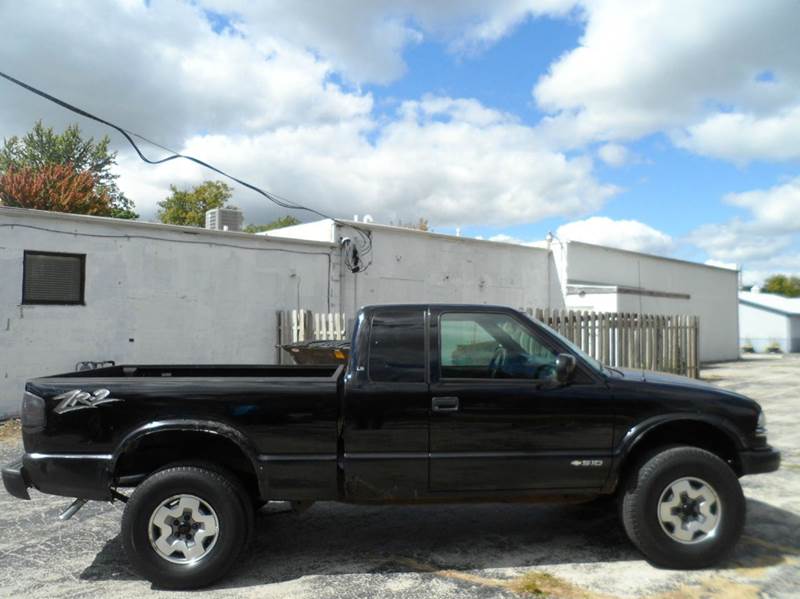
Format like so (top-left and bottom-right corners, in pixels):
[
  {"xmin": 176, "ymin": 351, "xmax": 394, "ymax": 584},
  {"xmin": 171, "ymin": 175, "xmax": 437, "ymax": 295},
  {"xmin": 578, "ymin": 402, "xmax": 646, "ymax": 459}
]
[{"xmin": 0, "ymin": 355, "xmax": 798, "ymax": 598}]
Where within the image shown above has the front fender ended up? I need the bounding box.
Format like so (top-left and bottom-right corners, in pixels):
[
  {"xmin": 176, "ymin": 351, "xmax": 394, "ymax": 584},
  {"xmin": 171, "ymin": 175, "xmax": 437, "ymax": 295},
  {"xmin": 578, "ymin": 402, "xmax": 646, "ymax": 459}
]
[
  {"xmin": 603, "ymin": 413, "xmax": 746, "ymax": 492},
  {"xmin": 620, "ymin": 413, "xmax": 747, "ymax": 456}
]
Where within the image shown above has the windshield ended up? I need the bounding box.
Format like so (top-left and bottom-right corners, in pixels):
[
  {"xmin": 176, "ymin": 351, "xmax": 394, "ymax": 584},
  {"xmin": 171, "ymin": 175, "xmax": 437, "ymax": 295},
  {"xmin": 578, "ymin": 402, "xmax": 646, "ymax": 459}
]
[{"xmin": 523, "ymin": 314, "xmax": 605, "ymax": 374}]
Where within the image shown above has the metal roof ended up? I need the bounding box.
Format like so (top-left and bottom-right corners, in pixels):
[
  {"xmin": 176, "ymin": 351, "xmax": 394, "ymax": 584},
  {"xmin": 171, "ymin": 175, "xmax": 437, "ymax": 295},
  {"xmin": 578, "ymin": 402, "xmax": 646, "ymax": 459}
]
[{"xmin": 739, "ymin": 291, "xmax": 800, "ymax": 316}]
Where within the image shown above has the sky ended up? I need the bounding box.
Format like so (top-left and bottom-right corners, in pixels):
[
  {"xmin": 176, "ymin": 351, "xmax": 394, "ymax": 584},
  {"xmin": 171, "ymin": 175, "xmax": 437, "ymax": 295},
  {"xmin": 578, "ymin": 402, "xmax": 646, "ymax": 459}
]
[{"xmin": 1, "ymin": 0, "xmax": 799, "ymax": 285}]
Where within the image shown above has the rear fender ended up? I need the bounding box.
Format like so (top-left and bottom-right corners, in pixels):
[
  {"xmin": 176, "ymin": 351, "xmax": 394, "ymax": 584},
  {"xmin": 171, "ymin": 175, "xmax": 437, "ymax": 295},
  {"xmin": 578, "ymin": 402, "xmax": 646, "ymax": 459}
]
[{"xmin": 110, "ymin": 419, "xmax": 266, "ymax": 496}]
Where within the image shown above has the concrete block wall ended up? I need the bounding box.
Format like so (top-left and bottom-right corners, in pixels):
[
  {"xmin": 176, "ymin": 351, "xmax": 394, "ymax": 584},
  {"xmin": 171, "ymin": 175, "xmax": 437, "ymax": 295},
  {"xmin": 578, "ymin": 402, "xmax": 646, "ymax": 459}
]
[{"xmin": 0, "ymin": 208, "xmax": 336, "ymax": 416}]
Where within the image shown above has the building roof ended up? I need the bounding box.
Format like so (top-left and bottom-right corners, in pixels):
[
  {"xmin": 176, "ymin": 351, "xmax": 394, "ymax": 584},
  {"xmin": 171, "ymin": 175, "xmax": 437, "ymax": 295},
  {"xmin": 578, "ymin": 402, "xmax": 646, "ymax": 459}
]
[
  {"xmin": 739, "ymin": 291, "xmax": 800, "ymax": 316},
  {"xmin": 0, "ymin": 206, "xmax": 337, "ymax": 249},
  {"xmin": 270, "ymin": 218, "xmax": 738, "ymax": 272},
  {"xmin": 566, "ymin": 240, "xmax": 741, "ymax": 274},
  {"xmin": 270, "ymin": 217, "xmax": 552, "ymax": 253}
]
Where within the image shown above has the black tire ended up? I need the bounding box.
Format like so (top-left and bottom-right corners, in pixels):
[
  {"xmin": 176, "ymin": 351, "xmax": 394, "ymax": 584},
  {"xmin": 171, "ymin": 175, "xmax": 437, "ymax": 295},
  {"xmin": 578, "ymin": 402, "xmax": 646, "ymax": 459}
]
[
  {"xmin": 121, "ymin": 464, "xmax": 253, "ymax": 589},
  {"xmin": 164, "ymin": 461, "xmax": 257, "ymax": 553},
  {"xmin": 620, "ymin": 446, "xmax": 745, "ymax": 569}
]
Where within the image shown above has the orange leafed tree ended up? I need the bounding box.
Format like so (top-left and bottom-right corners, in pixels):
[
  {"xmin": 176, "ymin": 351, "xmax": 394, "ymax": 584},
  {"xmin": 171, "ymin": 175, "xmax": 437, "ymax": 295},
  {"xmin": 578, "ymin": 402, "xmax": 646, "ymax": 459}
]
[{"xmin": 0, "ymin": 164, "xmax": 113, "ymax": 216}]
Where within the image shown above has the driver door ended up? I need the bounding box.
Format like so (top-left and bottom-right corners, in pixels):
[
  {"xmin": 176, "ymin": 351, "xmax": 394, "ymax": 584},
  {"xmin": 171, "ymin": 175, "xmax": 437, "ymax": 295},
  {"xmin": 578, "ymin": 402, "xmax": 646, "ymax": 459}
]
[{"xmin": 428, "ymin": 308, "xmax": 613, "ymax": 493}]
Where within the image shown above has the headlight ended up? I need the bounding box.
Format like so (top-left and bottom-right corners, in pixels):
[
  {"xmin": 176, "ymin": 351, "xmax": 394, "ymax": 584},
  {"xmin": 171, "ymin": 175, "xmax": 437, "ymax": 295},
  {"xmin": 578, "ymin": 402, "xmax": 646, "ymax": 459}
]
[{"xmin": 756, "ymin": 411, "xmax": 767, "ymax": 433}]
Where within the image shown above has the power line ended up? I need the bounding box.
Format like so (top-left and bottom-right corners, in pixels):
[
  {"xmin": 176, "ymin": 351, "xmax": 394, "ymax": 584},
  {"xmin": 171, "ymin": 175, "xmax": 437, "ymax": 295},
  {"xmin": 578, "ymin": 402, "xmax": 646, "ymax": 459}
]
[{"xmin": 0, "ymin": 70, "xmax": 373, "ymax": 271}]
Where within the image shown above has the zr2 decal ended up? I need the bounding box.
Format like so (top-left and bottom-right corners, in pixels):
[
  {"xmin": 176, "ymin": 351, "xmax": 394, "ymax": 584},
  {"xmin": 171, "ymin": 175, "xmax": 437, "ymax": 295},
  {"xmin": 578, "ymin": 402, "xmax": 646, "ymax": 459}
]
[{"xmin": 53, "ymin": 389, "xmax": 122, "ymax": 414}]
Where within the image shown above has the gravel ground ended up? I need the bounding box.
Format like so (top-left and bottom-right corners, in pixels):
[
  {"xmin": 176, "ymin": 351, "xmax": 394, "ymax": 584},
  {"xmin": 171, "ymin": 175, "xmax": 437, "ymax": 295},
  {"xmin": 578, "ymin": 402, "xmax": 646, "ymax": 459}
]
[{"xmin": 0, "ymin": 355, "xmax": 798, "ymax": 598}]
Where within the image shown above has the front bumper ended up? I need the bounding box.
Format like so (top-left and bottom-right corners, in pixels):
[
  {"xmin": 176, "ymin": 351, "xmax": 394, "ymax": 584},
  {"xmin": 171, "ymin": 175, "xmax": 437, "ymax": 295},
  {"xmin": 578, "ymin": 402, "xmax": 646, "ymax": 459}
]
[
  {"xmin": 740, "ymin": 446, "xmax": 781, "ymax": 475},
  {"xmin": 2, "ymin": 453, "xmax": 112, "ymax": 501},
  {"xmin": 2, "ymin": 459, "xmax": 30, "ymax": 500}
]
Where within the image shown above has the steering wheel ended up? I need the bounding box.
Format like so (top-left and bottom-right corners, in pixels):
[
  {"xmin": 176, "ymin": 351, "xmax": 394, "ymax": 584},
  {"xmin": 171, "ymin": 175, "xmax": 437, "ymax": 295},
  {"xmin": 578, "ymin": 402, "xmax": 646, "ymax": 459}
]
[{"xmin": 488, "ymin": 345, "xmax": 507, "ymax": 378}]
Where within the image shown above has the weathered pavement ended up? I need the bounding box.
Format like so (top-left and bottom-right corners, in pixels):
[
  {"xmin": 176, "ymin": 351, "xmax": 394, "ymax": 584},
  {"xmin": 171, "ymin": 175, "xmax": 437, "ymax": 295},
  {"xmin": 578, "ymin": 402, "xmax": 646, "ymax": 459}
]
[{"xmin": 0, "ymin": 356, "xmax": 798, "ymax": 598}]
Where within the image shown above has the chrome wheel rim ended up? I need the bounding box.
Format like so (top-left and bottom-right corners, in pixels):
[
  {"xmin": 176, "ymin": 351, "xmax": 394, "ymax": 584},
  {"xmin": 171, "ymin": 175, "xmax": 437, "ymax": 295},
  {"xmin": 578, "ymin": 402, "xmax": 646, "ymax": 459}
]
[
  {"xmin": 657, "ymin": 477, "xmax": 721, "ymax": 544},
  {"xmin": 147, "ymin": 494, "xmax": 219, "ymax": 564}
]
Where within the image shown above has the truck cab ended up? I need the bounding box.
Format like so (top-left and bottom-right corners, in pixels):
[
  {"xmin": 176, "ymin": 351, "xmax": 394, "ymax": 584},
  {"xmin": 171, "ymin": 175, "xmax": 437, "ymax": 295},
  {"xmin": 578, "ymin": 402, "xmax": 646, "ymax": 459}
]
[{"xmin": 342, "ymin": 304, "xmax": 615, "ymax": 500}]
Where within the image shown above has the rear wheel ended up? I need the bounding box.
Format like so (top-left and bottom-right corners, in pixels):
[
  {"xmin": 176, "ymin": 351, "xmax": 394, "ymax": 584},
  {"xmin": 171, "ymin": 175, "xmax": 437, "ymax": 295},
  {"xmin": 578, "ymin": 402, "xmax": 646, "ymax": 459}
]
[
  {"xmin": 620, "ymin": 446, "xmax": 745, "ymax": 569},
  {"xmin": 121, "ymin": 464, "xmax": 253, "ymax": 589}
]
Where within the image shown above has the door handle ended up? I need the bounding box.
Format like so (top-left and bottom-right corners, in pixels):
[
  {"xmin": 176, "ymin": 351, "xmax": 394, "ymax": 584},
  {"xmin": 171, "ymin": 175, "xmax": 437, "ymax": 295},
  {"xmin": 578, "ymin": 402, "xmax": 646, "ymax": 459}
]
[{"xmin": 432, "ymin": 396, "xmax": 460, "ymax": 412}]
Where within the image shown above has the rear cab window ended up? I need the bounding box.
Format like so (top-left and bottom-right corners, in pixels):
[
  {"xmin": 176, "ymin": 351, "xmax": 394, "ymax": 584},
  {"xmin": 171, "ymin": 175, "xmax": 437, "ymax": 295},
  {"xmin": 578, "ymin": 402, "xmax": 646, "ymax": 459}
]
[{"xmin": 368, "ymin": 310, "xmax": 426, "ymax": 382}]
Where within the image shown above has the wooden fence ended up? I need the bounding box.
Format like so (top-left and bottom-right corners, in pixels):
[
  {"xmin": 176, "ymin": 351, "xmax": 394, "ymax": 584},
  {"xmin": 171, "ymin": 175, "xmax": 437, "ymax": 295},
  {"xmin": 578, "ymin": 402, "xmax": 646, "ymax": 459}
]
[
  {"xmin": 534, "ymin": 308, "xmax": 699, "ymax": 378},
  {"xmin": 276, "ymin": 309, "xmax": 347, "ymax": 364},
  {"xmin": 277, "ymin": 308, "xmax": 700, "ymax": 377}
]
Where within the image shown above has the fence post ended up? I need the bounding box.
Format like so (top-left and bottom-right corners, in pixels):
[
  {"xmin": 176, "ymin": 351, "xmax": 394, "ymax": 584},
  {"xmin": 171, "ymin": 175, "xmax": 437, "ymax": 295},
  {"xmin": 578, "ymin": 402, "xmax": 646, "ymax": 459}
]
[
  {"xmin": 276, "ymin": 311, "xmax": 285, "ymax": 364},
  {"xmin": 609, "ymin": 312, "xmax": 615, "ymax": 366}
]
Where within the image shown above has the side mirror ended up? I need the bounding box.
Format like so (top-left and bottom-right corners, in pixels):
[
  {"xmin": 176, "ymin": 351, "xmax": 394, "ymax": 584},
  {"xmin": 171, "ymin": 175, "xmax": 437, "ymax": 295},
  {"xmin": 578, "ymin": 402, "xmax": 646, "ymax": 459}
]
[{"xmin": 555, "ymin": 353, "xmax": 576, "ymax": 383}]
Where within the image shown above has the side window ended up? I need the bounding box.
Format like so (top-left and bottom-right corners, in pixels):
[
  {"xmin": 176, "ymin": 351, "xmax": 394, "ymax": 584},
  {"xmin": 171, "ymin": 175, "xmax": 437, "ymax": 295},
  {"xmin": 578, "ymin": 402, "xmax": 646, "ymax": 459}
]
[
  {"xmin": 368, "ymin": 310, "xmax": 426, "ymax": 382},
  {"xmin": 440, "ymin": 312, "xmax": 556, "ymax": 380}
]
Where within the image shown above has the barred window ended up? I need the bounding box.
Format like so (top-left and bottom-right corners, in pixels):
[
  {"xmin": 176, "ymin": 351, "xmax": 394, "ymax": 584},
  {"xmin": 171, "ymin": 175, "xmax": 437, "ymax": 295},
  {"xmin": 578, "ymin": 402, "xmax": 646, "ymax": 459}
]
[{"xmin": 22, "ymin": 251, "xmax": 85, "ymax": 305}]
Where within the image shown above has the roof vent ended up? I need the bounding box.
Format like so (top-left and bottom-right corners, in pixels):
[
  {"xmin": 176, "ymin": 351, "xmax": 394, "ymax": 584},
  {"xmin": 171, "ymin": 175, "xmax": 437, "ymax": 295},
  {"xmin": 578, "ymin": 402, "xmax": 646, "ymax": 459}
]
[{"xmin": 205, "ymin": 207, "xmax": 243, "ymax": 232}]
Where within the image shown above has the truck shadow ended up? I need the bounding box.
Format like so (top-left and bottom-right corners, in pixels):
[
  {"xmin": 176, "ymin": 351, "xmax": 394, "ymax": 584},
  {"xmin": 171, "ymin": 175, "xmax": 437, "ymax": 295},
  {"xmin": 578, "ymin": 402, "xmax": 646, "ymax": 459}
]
[{"xmin": 80, "ymin": 497, "xmax": 800, "ymax": 588}]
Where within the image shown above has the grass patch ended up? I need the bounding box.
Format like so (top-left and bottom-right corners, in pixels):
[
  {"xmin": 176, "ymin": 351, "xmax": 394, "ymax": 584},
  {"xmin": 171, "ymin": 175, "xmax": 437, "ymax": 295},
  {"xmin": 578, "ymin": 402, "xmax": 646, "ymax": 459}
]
[
  {"xmin": 509, "ymin": 571, "xmax": 596, "ymax": 598},
  {"xmin": 0, "ymin": 418, "xmax": 22, "ymax": 443}
]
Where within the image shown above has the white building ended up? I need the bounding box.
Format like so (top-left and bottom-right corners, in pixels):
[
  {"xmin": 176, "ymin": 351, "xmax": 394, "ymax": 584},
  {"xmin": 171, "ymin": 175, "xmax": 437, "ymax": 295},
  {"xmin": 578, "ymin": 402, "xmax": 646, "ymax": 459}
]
[
  {"xmin": 270, "ymin": 220, "xmax": 741, "ymax": 365},
  {"xmin": 0, "ymin": 207, "xmax": 336, "ymax": 417},
  {"xmin": 266, "ymin": 219, "xmax": 563, "ymax": 317},
  {"xmin": 739, "ymin": 291, "xmax": 800, "ymax": 353},
  {"xmin": 553, "ymin": 241, "xmax": 740, "ymax": 364}
]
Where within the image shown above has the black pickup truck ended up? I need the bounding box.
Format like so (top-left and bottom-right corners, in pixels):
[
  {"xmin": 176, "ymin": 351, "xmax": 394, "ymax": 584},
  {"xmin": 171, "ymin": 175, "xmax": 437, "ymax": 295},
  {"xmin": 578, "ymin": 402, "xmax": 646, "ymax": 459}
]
[{"xmin": 2, "ymin": 304, "xmax": 780, "ymax": 589}]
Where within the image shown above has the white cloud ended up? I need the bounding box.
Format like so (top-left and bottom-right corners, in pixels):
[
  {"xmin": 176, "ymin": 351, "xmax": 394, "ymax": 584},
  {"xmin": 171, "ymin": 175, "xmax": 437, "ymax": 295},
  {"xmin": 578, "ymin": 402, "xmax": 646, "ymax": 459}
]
[
  {"xmin": 723, "ymin": 177, "xmax": 800, "ymax": 232},
  {"xmin": 688, "ymin": 221, "xmax": 791, "ymax": 263},
  {"xmin": 688, "ymin": 178, "xmax": 800, "ymax": 284},
  {"xmin": 118, "ymin": 97, "xmax": 617, "ymax": 225},
  {"xmin": 483, "ymin": 216, "xmax": 675, "ymax": 256},
  {"xmin": 597, "ymin": 143, "xmax": 630, "ymax": 167},
  {"xmin": 0, "ymin": 1, "xmax": 615, "ymax": 226},
  {"xmin": 556, "ymin": 216, "xmax": 674, "ymax": 254},
  {"xmin": 205, "ymin": 0, "xmax": 576, "ymax": 83},
  {"xmin": 0, "ymin": 1, "xmax": 371, "ymax": 146},
  {"xmin": 676, "ymin": 106, "xmax": 800, "ymax": 163},
  {"xmin": 533, "ymin": 1, "xmax": 800, "ymax": 155}
]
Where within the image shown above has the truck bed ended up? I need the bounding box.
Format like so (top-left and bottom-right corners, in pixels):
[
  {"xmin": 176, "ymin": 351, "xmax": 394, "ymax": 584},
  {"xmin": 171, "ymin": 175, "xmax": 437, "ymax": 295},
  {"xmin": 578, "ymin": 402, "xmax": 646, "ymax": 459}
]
[
  {"xmin": 45, "ymin": 364, "xmax": 342, "ymax": 379},
  {"xmin": 24, "ymin": 364, "xmax": 344, "ymax": 495}
]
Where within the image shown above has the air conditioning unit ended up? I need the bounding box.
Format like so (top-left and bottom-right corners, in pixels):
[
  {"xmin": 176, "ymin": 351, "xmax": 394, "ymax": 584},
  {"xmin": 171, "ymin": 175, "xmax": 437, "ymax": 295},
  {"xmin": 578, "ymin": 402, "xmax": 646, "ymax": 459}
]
[{"xmin": 205, "ymin": 207, "xmax": 243, "ymax": 232}]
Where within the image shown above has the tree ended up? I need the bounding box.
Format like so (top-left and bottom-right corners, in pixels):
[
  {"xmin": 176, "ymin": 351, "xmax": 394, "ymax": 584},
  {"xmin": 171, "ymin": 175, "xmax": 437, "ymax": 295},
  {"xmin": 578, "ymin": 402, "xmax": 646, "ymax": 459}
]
[
  {"xmin": 0, "ymin": 121, "xmax": 137, "ymax": 218},
  {"xmin": 0, "ymin": 164, "xmax": 111, "ymax": 215},
  {"xmin": 244, "ymin": 215, "xmax": 301, "ymax": 233},
  {"xmin": 763, "ymin": 274, "xmax": 800, "ymax": 298},
  {"xmin": 157, "ymin": 180, "xmax": 233, "ymax": 226}
]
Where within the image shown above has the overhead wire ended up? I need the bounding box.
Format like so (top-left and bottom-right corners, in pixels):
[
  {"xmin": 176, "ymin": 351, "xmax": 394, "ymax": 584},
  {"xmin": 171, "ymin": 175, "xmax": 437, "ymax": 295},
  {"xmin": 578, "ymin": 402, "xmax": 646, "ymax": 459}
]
[{"xmin": 0, "ymin": 70, "xmax": 373, "ymax": 272}]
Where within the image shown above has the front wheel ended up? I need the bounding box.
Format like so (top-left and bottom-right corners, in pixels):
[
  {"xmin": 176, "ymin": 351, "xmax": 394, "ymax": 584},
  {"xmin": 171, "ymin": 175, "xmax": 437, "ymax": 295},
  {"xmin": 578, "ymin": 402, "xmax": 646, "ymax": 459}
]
[
  {"xmin": 619, "ymin": 446, "xmax": 745, "ymax": 569},
  {"xmin": 121, "ymin": 464, "xmax": 252, "ymax": 589}
]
